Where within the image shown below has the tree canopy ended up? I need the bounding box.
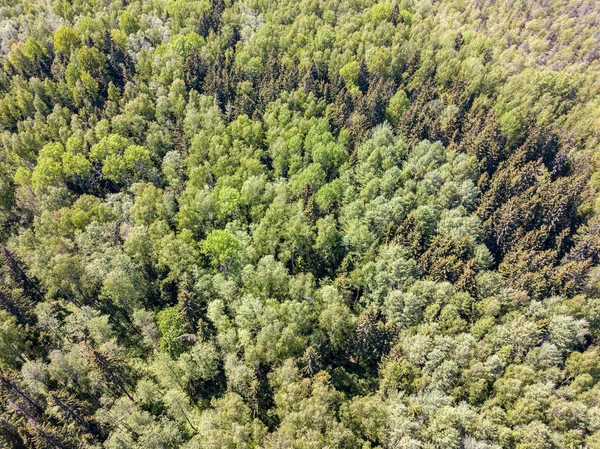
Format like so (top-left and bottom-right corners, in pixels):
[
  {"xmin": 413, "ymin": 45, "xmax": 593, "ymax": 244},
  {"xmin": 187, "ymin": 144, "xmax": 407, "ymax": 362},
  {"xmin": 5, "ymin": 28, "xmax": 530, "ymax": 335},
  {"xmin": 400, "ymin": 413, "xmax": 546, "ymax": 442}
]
[{"xmin": 0, "ymin": 0, "xmax": 600, "ymax": 448}]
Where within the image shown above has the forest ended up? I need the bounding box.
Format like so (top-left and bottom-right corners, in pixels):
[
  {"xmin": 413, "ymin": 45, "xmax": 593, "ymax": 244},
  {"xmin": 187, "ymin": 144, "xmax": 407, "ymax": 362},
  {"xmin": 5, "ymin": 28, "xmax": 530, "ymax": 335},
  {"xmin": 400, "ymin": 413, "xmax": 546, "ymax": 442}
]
[{"xmin": 0, "ymin": 0, "xmax": 600, "ymax": 447}]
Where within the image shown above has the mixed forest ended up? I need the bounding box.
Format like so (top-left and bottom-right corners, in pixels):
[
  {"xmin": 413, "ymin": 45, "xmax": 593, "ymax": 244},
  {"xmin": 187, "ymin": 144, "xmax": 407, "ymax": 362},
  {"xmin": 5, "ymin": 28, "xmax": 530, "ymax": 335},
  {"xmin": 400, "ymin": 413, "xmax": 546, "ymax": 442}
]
[{"xmin": 1, "ymin": 0, "xmax": 600, "ymax": 447}]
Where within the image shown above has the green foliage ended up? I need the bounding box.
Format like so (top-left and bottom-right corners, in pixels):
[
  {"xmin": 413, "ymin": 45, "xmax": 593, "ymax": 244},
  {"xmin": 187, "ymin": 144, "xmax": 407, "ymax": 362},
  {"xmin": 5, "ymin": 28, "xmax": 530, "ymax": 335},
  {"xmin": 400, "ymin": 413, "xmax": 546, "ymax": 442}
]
[
  {"xmin": 0, "ymin": 310, "xmax": 29, "ymax": 369},
  {"xmin": 157, "ymin": 307, "xmax": 190, "ymax": 356},
  {"xmin": 201, "ymin": 230, "xmax": 242, "ymax": 272},
  {"xmin": 119, "ymin": 11, "xmax": 140, "ymax": 35},
  {"xmin": 340, "ymin": 61, "xmax": 360, "ymax": 91},
  {"xmin": 386, "ymin": 89, "xmax": 410, "ymax": 126},
  {"xmin": 0, "ymin": 0, "xmax": 599, "ymax": 447},
  {"xmin": 53, "ymin": 26, "xmax": 81, "ymax": 54}
]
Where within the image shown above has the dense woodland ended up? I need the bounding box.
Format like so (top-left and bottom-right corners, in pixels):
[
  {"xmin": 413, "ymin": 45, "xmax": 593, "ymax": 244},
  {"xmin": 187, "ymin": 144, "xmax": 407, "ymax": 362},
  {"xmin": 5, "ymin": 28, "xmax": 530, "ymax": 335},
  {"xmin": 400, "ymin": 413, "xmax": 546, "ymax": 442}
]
[{"xmin": 0, "ymin": 0, "xmax": 600, "ymax": 447}]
